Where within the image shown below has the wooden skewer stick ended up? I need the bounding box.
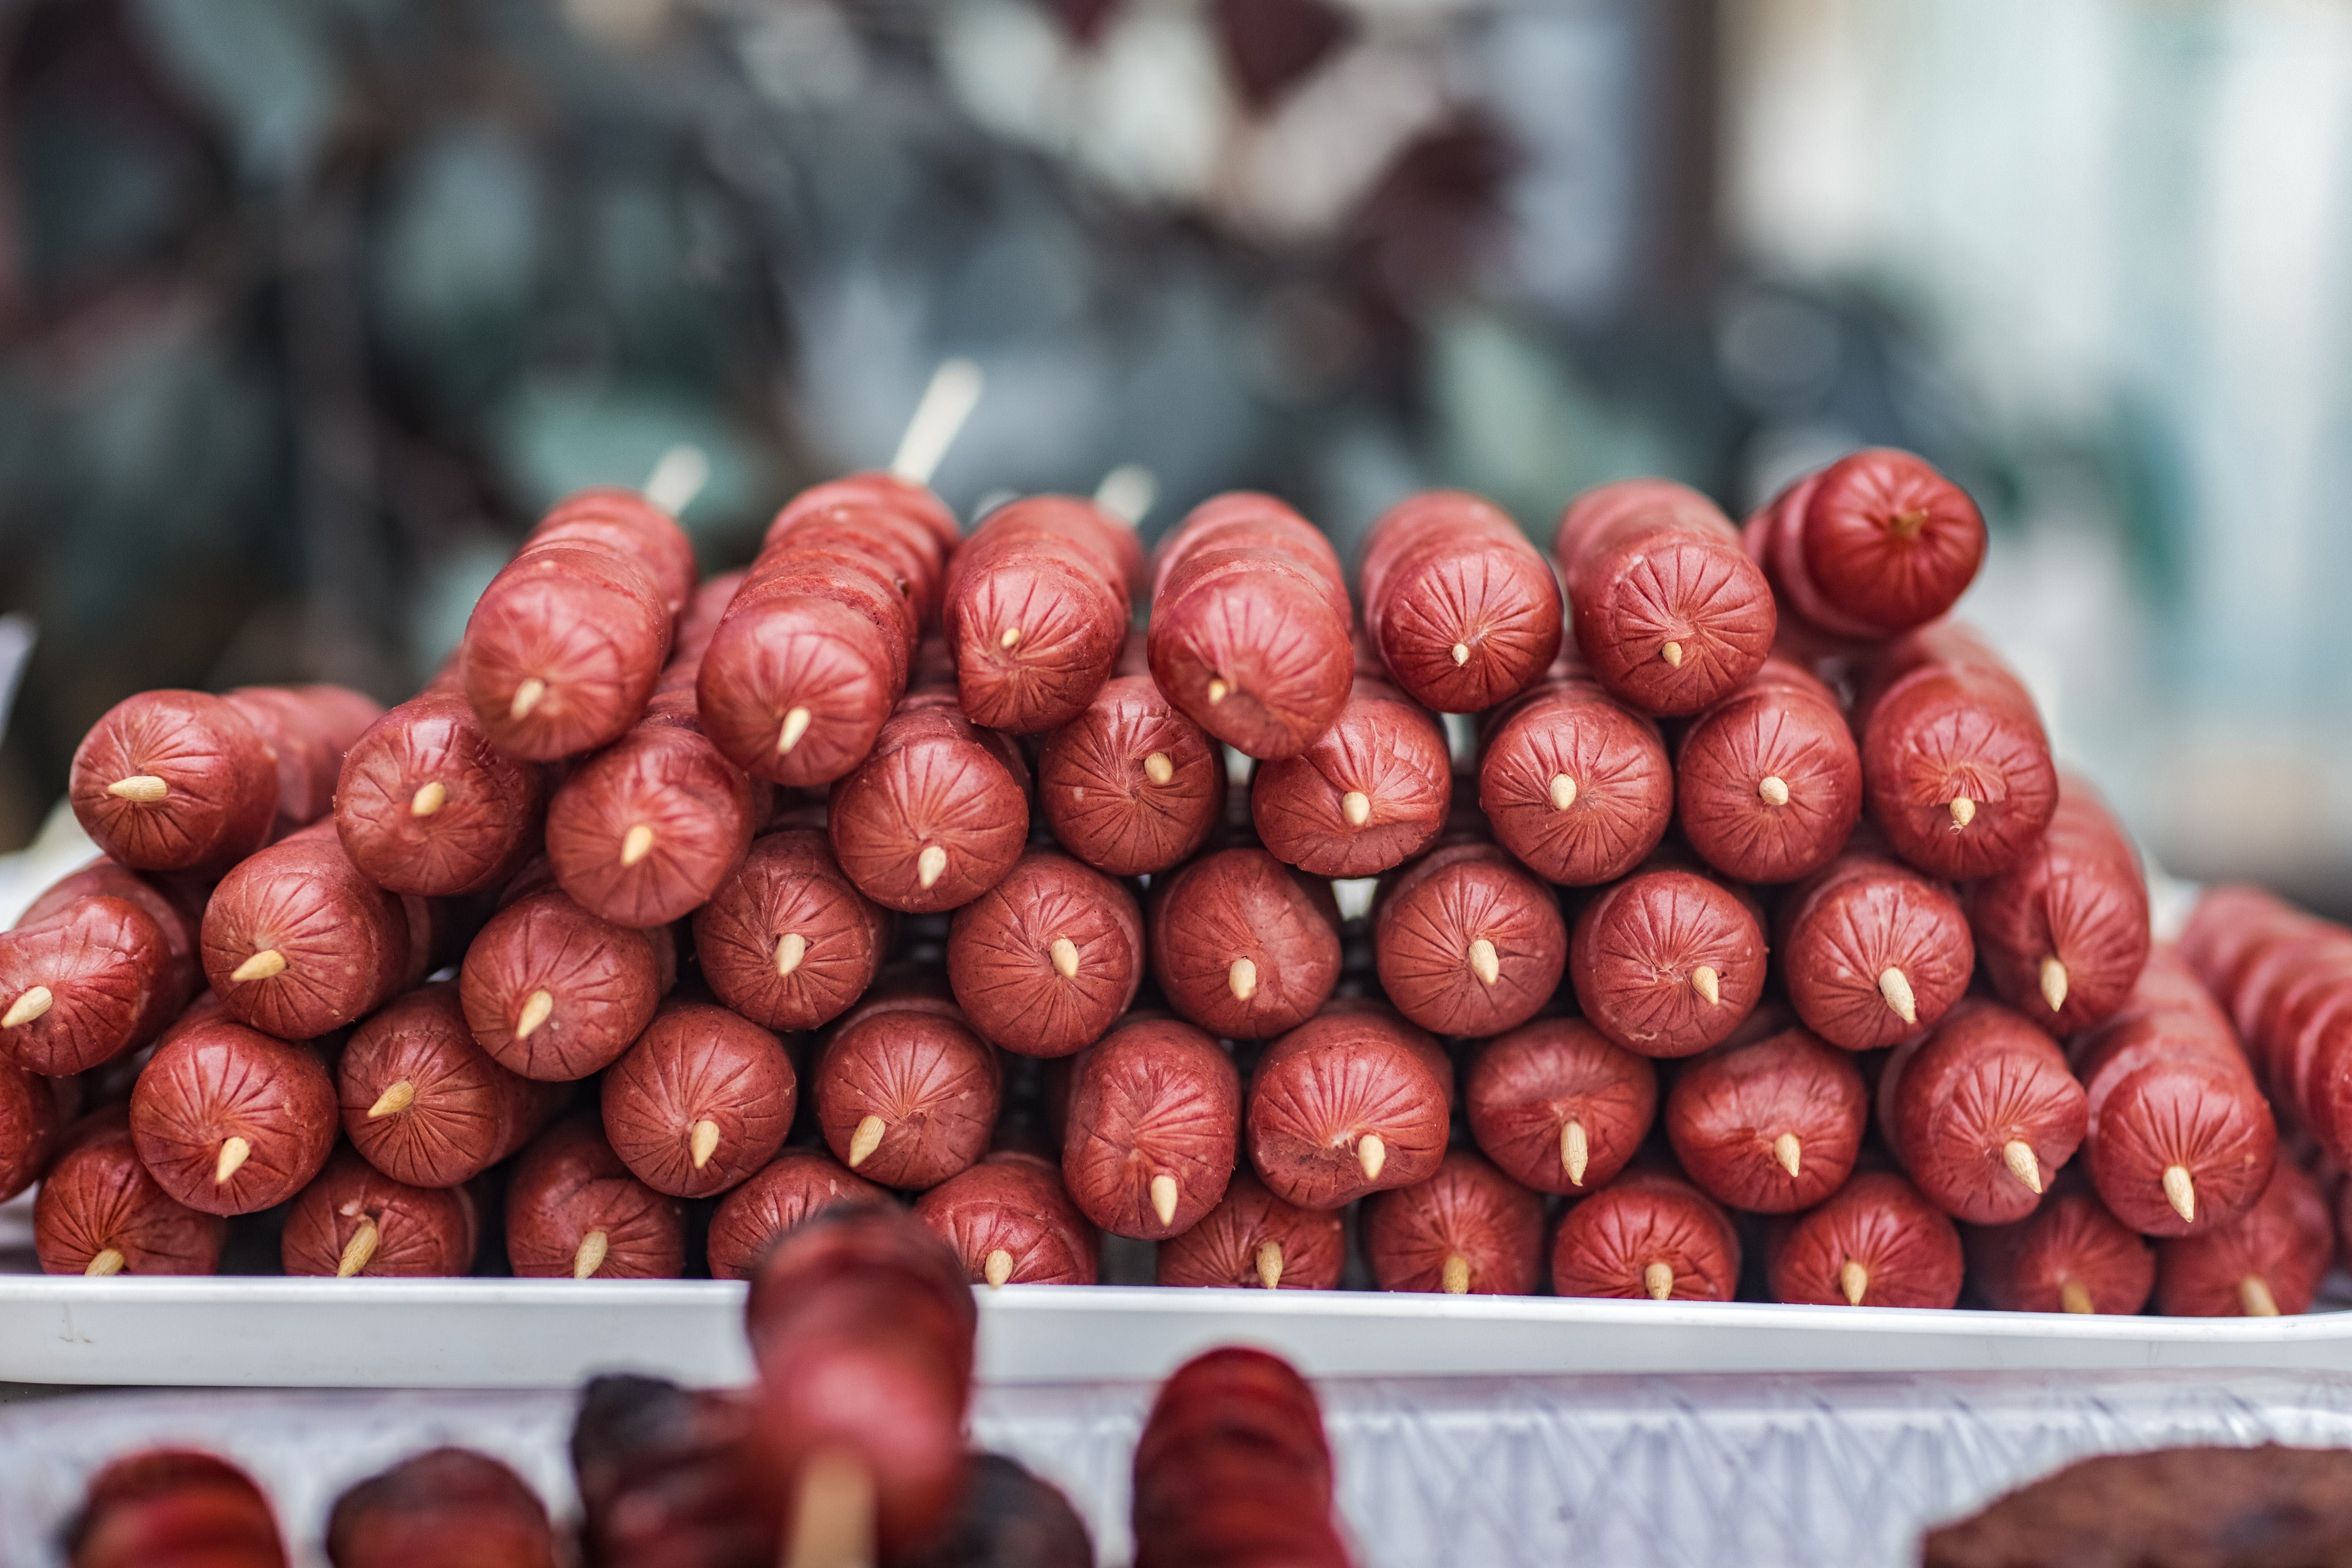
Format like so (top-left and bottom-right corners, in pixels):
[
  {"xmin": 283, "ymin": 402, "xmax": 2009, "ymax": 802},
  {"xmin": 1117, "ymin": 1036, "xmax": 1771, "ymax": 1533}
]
[
  {"xmin": 1150, "ymin": 1174, "xmax": 1179, "ymax": 1227},
  {"xmin": 1357, "ymin": 1133, "xmax": 1386, "ymax": 1181},
  {"xmin": 366, "ymin": 1081, "xmax": 415, "ymax": 1119},
  {"xmin": 846, "ymin": 1115, "xmax": 886, "ymax": 1170},
  {"xmin": 642, "ymin": 443, "xmax": 711, "ymax": 516},
  {"xmin": 1774, "ymin": 1132, "xmax": 1801, "ymax": 1179},
  {"xmin": 890, "ymin": 359, "xmax": 985, "ymax": 487},
  {"xmin": 781, "ymin": 1446, "xmax": 879, "ymax": 1568},
  {"xmin": 1562, "ymin": 1118, "xmax": 1589, "ymax": 1185},
  {"xmin": 515, "ymin": 989, "xmax": 555, "ymax": 1040}
]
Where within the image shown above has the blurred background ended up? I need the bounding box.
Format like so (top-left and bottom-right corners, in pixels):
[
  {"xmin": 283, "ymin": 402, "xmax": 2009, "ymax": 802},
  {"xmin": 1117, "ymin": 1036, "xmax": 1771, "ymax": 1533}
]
[{"xmin": 0, "ymin": 0, "xmax": 2337, "ymax": 904}]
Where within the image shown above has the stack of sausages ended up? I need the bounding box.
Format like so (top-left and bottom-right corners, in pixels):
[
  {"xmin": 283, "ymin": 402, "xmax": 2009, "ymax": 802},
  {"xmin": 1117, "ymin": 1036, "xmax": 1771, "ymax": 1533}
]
[{"xmin": 0, "ymin": 445, "xmax": 2332, "ymax": 1325}]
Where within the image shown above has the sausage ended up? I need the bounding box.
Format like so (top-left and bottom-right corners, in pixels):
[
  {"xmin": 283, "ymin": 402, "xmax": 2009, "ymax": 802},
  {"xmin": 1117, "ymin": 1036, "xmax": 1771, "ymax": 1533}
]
[
  {"xmin": 1767, "ymin": 1169, "xmax": 1964, "ymax": 1308},
  {"xmin": 1036, "ymin": 673, "xmax": 1224, "ymax": 876},
  {"xmin": 1148, "ymin": 492, "xmax": 1353, "ymax": 759},
  {"xmin": 335, "ymin": 690, "xmax": 550, "ymax": 896},
  {"xmin": 601, "ymin": 998, "xmax": 796, "ymax": 1198},
  {"xmin": 1880, "ymin": 1000, "xmax": 2087, "ymax": 1225},
  {"xmin": 0, "ymin": 1055, "xmax": 60, "ymax": 1200},
  {"xmin": 35, "ymin": 1109, "xmax": 225, "ymax": 1275},
  {"xmin": 282, "ymin": 1147, "xmax": 479, "ymax": 1277},
  {"xmin": 2071, "ymin": 946, "xmax": 2276, "ymax": 1236},
  {"xmin": 814, "ymin": 988, "xmax": 1001, "ymax": 1188},
  {"xmin": 1060, "ymin": 1017, "xmax": 1239, "ymax": 1239},
  {"xmin": 459, "ymin": 887, "xmax": 671, "ymax": 1081},
  {"xmin": 572, "ymin": 1375, "xmax": 777, "ymax": 1568},
  {"xmin": 67, "ymin": 1451, "xmax": 288, "ymax": 1568},
  {"xmin": 913, "ymin": 1149, "xmax": 1099, "ymax": 1285},
  {"xmin": 829, "ymin": 690, "xmax": 1031, "ymax": 913},
  {"xmin": 1853, "ymin": 622, "xmax": 2058, "ymax": 879},
  {"xmin": 1553, "ymin": 478, "xmax": 1776, "ymax": 715},
  {"xmin": 1363, "ymin": 1149, "xmax": 1542, "ymax": 1295},
  {"xmin": 947, "ymin": 495, "xmax": 1141, "ymax": 735},
  {"xmin": 899, "ymin": 1452, "xmax": 1095, "ymax": 1568},
  {"xmin": 2154, "ymin": 1158, "xmax": 2332, "ymax": 1317},
  {"xmin": 338, "ymin": 982, "xmax": 563, "ymax": 1188},
  {"xmin": 1369, "ymin": 840, "xmax": 1564, "ymax": 1037},
  {"xmin": 767, "ymin": 475, "xmax": 957, "ymax": 619},
  {"xmin": 1250, "ymin": 676, "xmax": 1452, "ymax": 876},
  {"xmin": 2179, "ymin": 884, "xmax": 2307, "ymax": 1007},
  {"xmin": 326, "ymin": 1448, "xmax": 556, "ymax": 1568},
  {"xmin": 505, "ymin": 1115, "xmax": 686, "ymax": 1279},
  {"xmin": 706, "ymin": 1147, "xmax": 889, "ymax": 1280},
  {"xmin": 946, "ymin": 848, "xmax": 1142, "ymax": 1057},
  {"xmin": 462, "ymin": 489, "xmax": 692, "ymax": 760},
  {"xmin": 694, "ymin": 828, "xmax": 888, "ymax": 1033},
  {"xmin": 1549, "ymin": 1168, "xmax": 1741, "ymax": 1302},
  {"xmin": 1476, "ymin": 666, "xmax": 1674, "ymax": 885},
  {"xmin": 743, "ymin": 1204, "xmax": 977, "ymax": 1562},
  {"xmin": 1665, "ymin": 1024, "xmax": 1865, "ymax": 1212},
  {"xmin": 68, "ymin": 692, "xmax": 279, "ymax": 873},
  {"xmin": 1359, "ymin": 489, "xmax": 1563, "ymax": 713},
  {"xmin": 1745, "ymin": 448, "xmax": 1986, "ymax": 641},
  {"xmin": 1246, "ymin": 1000, "xmax": 1451, "ymax": 1209},
  {"xmin": 667, "ymin": 569, "xmax": 753, "ymax": 684},
  {"xmin": 1964, "ymin": 775, "xmax": 2150, "ymax": 1035},
  {"xmin": 1147, "ymin": 848, "xmax": 1342, "ymax": 1039},
  {"xmin": 1966, "ymin": 1181, "xmax": 2154, "ymax": 1315},
  {"xmin": 224, "ymin": 684, "xmax": 387, "ymax": 835},
  {"xmin": 1131, "ymin": 1347, "xmax": 1347, "ymax": 1568},
  {"xmin": 126, "ymin": 1018, "xmax": 335, "ymax": 1216},
  {"xmin": 1464, "ymin": 1017, "xmax": 1656, "ymax": 1196},
  {"xmin": 1155, "ymin": 1168, "xmax": 1346, "ymax": 1289},
  {"xmin": 1777, "ymin": 843, "xmax": 1974, "ymax": 1050},
  {"xmin": 544, "ymin": 691, "xmax": 763, "ymax": 928},
  {"xmin": 1674, "ymin": 657, "xmax": 1862, "ymax": 884},
  {"xmin": 201, "ymin": 823, "xmax": 425, "ymax": 1038},
  {"xmin": 0, "ymin": 874, "xmax": 198, "ymax": 1075},
  {"xmin": 1569, "ymin": 866, "xmax": 1766, "ymax": 1057}
]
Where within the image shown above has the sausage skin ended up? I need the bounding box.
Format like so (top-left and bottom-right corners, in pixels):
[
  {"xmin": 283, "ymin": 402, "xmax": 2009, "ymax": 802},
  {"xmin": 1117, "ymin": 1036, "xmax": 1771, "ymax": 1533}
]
[
  {"xmin": 1966, "ymin": 1182, "xmax": 2154, "ymax": 1315},
  {"xmin": 1131, "ymin": 1347, "xmax": 1348, "ymax": 1568},
  {"xmin": 1569, "ymin": 867, "xmax": 1766, "ymax": 1058},
  {"xmin": 1359, "ymin": 489, "xmax": 1563, "ymax": 714},
  {"xmin": 1550, "ymin": 1168, "xmax": 1741, "ymax": 1302},
  {"xmin": 34, "ymin": 1109, "xmax": 225, "ymax": 1275},
  {"xmin": 1746, "ymin": 448, "xmax": 1986, "ymax": 641},
  {"xmin": 339, "ymin": 982, "xmax": 562, "ymax": 1188},
  {"xmin": 1036, "ymin": 673, "xmax": 1224, "ymax": 876},
  {"xmin": 948, "ymin": 495, "xmax": 1141, "ymax": 735},
  {"xmin": 326, "ymin": 1448, "xmax": 557, "ymax": 1568},
  {"xmin": 335, "ymin": 689, "xmax": 548, "ymax": 897},
  {"xmin": 1363, "ymin": 1149, "xmax": 1542, "ymax": 1294},
  {"xmin": 814, "ymin": 989, "xmax": 1001, "ymax": 1190},
  {"xmin": 460, "ymin": 888, "xmax": 672, "ymax": 1081},
  {"xmin": 1148, "ymin": 848, "xmax": 1342, "ymax": 1040},
  {"xmin": 504, "ymin": 1116, "xmax": 686, "ymax": 1279},
  {"xmin": 947, "ymin": 848, "xmax": 1142, "ymax": 1058},
  {"xmin": 695, "ymin": 828, "xmax": 888, "ymax": 1034},
  {"xmin": 1251, "ymin": 677, "xmax": 1452, "ymax": 876},
  {"xmin": 913, "ymin": 1150, "xmax": 1099, "ymax": 1286},
  {"xmin": 1675, "ymin": 657, "xmax": 1861, "ymax": 884},
  {"xmin": 1464, "ymin": 1017, "xmax": 1657, "ymax": 1196},
  {"xmin": 1155, "ymin": 1168, "xmax": 1346, "ymax": 1289},
  {"xmin": 706, "ymin": 1148, "xmax": 888, "ymax": 1280},
  {"xmin": 1880, "ymin": 1000, "xmax": 2087, "ymax": 1226},
  {"xmin": 129, "ymin": 1019, "xmax": 337, "ymax": 1216},
  {"xmin": 1966, "ymin": 775, "xmax": 2151, "ymax": 1037},
  {"xmin": 1778, "ymin": 844, "xmax": 1975, "ymax": 1050},
  {"xmin": 1476, "ymin": 666, "xmax": 1674, "ymax": 885},
  {"xmin": 1768, "ymin": 1170, "xmax": 1964, "ymax": 1308},
  {"xmin": 829, "ymin": 691, "xmax": 1031, "ymax": 913},
  {"xmin": 2154, "ymin": 1158, "xmax": 2332, "ymax": 1317},
  {"xmin": 0, "ymin": 861, "xmax": 199, "ymax": 1074},
  {"xmin": 67, "ymin": 1451, "xmax": 288, "ymax": 1568},
  {"xmin": 282, "ymin": 1147, "xmax": 479, "ymax": 1277},
  {"xmin": 1666, "ymin": 1024, "xmax": 1865, "ymax": 1213},
  {"xmin": 201, "ymin": 823, "xmax": 426, "ymax": 1039},
  {"xmin": 1060, "ymin": 1017, "xmax": 1239, "ymax": 1239},
  {"xmin": 1246, "ymin": 1001, "xmax": 1451, "ymax": 1210},
  {"xmin": 1373, "ymin": 841, "xmax": 1566, "ymax": 1037},
  {"xmin": 601, "ymin": 998, "xmax": 796, "ymax": 1198}
]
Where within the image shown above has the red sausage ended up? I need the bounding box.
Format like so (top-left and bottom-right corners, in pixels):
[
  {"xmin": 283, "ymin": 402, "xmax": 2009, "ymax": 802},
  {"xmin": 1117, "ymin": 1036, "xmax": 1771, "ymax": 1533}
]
[
  {"xmin": 694, "ymin": 828, "xmax": 888, "ymax": 1033},
  {"xmin": 459, "ymin": 888, "xmax": 671, "ymax": 1081},
  {"xmin": 1251, "ymin": 677, "xmax": 1452, "ymax": 876},
  {"xmin": 339, "ymin": 983, "xmax": 562, "ymax": 1188},
  {"xmin": 1464, "ymin": 1017, "xmax": 1656, "ymax": 1196},
  {"xmin": 947, "ymin": 495, "xmax": 1141, "ymax": 734},
  {"xmin": 129, "ymin": 1019, "xmax": 337, "ymax": 1215},
  {"xmin": 1879, "ymin": 1000, "xmax": 2087, "ymax": 1226},
  {"xmin": 947, "ymin": 848, "xmax": 1142, "ymax": 1058},
  {"xmin": 600, "ymin": 998, "xmax": 796, "ymax": 1198},
  {"xmin": 1665, "ymin": 1024, "xmax": 1865, "ymax": 1213},
  {"xmin": 910, "ymin": 1453, "xmax": 1094, "ymax": 1568},
  {"xmin": 67, "ymin": 692, "xmax": 279, "ymax": 873},
  {"xmin": 1061, "ymin": 1017, "xmax": 1239, "ymax": 1239},
  {"xmin": 326, "ymin": 1448, "xmax": 556, "ymax": 1568},
  {"xmin": 1768, "ymin": 1170, "xmax": 1964, "ymax": 1308},
  {"xmin": 1778, "ymin": 843, "xmax": 1974, "ymax": 1050},
  {"xmin": 1569, "ymin": 867, "xmax": 1766, "ymax": 1057},
  {"xmin": 2071, "ymin": 947, "xmax": 2276, "ymax": 1237},
  {"xmin": 1372, "ymin": 840, "xmax": 1566, "ymax": 1037},
  {"xmin": 1549, "ymin": 1168, "xmax": 1741, "ymax": 1302},
  {"xmin": 1155, "ymin": 1168, "xmax": 1346, "ymax": 1289},
  {"xmin": 201, "ymin": 823, "xmax": 426, "ymax": 1038},
  {"xmin": 2179, "ymin": 884, "xmax": 2307, "ymax": 1008},
  {"xmin": 1148, "ymin": 492, "xmax": 1354, "ymax": 759},
  {"xmin": 0, "ymin": 1055, "xmax": 60, "ymax": 1201},
  {"xmin": 814, "ymin": 988, "xmax": 1001, "ymax": 1189},
  {"xmin": 1148, "ymin": 848, "xmax": 1343, "ymax": 1039},
  {"xmin": 706, "ymin": 1148, "xmax": 888, "ymax": 1280},
  {"xmin": 67, "ymin": 1451, "xmax": 288, "ymax": 1568},
  {"xmin": 1966, "ymin": 1182, "xmax": 2154, "ymax": 1315},
  {"xmin": 572, "ymin": 1375, "xmax": 776, "ymax": 1568},
  {"xmin": 913, "ymin": 1149, "xmax": 1099, "ymax": 1285},
  {"xmin": 504, "ymin": 1116, "xmax": 686, "ymax": 1279},
  {"xmin": 1675, "ymin": 657, "xmax": 1862, "ymax": 884},
  {"xmin": 34, "ymin": 1110, "xmax": 225, "ymax": 1275},
  {"xmin": 744, "ymin": 1204, "xmax": 977, "ymax": 1562},
  {"xmin": 0, "ymin": 862, "xmax": 202, "ymax": 1075},
  {"xmin": 281, "ymin": 1147, "xmax": 479, "ymax": 1277},
  {"xmin": 1553, "ymin": 478, "xmax": 1776, "ymax": 715},
  {"xmin": 1246, "ymin": 1000, "xmax": 1452, "ymax": 1209},
  {"xmin": 2155, "ymin": 1158, "xmax": 2332, "ymax": 1317},
  {"xmin": 1363, "ymin": 1149, "xmax": 1542, "ymax": 1294},
  {"xmin": 1853, "ymin": 622, "xmax": 2058, "ymax": 879},
  {"xmin": 1359, "ymin": 489, "xmax": 1563, "ymax": 713},
  {"xmin": 224, "ymin": 684, "xmax": 386, "ymax": 836},
  {"xmin": 1036, "ymin": 673, "xmax": 1224, "ymax": 876},
  {"xmin": 1965, "ymin": 776, "xmax": 2150, "ymax": 1035},
  {"xmin": 1746, "ymin": 448, "xmax": 1986, "ymax": 641},
  {"xmin": 335, "ymin": 690, "xmax": 549, "ymax": 896},
  {"xmin": 829, "ymin": 690, "xmax": 1031, "ymax": 913},
  {"xmin": 1131, "ymin": 1347, "xmax": 1348, "ymax": 1568},
  {"xmin": 462, "ymin": 490, "xmax": 692, "ymax": 760},
  {"xmin": 1476, "ymin": 666, "xmax": 1674, "ymax": 885}
]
